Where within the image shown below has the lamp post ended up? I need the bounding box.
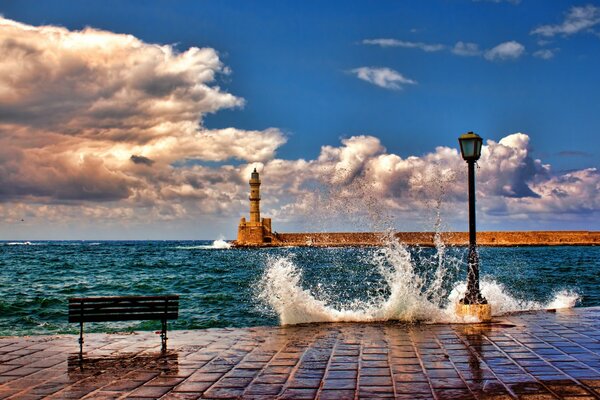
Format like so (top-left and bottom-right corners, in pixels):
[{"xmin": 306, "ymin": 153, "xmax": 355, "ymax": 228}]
[{"xmin": 456, "ymin": 132, "xmax": 491, "ymax": 322}]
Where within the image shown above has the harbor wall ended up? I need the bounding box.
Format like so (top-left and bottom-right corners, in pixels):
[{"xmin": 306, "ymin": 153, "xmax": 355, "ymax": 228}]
[{"xmin": 234, "ymin": 231, "xmax": 600, "ymax": 247}]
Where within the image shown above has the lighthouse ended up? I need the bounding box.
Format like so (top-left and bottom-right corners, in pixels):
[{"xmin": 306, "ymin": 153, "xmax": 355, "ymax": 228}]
[
  {"xmin": 249, "ymin": 168, "xmax": 261, "ymax": 223},
  {"xmin": 236, "ymin": 169, "xmax": 275, "ymax": 245}
]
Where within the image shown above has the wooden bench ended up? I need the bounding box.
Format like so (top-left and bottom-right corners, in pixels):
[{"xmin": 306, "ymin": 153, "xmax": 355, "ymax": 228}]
[{"xmin": 68, "ymin": 295, "xmax": 179, "ymax": 358}]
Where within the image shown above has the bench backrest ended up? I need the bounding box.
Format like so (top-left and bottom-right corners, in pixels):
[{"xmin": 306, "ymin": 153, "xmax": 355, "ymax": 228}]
[{"xmin": 68, "ymin": 295, "xmax": 179, "ymax": 323}]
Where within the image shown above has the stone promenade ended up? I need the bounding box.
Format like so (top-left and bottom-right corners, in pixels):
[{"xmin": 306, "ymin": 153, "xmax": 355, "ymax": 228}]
[{"xmin": 2, "ymin": 308, "xmax": 600, "ymax": 399}]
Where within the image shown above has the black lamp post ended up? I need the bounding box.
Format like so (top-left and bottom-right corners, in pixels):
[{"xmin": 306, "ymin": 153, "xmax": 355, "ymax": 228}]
[{"xmin": 458, "ymin": 132, "xmax": 487, "ymax": 306}]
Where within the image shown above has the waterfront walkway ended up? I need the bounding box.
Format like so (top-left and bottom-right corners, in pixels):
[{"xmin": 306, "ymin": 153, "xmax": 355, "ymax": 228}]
[{"xmin": 1, "ymin": 308, "xmax": 600, "ymax": 399}]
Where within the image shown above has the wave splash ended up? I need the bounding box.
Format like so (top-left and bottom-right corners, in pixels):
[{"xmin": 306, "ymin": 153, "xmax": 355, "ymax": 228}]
[
  {"xmin": 211, "ymin": 239, "xmax": 232, "ymax": 249},
  {"xmin": 258, "ymin": 238, "xmax": 579, "ymax": 325},
  {"xmin": 176, "ymin": 238, "xmax": 232, "ymax": 250}
]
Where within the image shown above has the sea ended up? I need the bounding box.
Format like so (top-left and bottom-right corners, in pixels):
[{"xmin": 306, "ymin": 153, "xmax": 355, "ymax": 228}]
[{"xmin": 0, "ymin": 239, "xmax": 598, "ymax": 336}]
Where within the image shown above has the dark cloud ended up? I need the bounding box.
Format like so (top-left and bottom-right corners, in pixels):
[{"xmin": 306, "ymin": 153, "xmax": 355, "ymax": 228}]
[{"xmin": 130, "ymin": 155, "xmax": 155, "ymax": 166}]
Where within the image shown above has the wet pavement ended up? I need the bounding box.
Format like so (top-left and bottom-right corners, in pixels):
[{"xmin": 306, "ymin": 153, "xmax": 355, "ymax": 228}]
[{"xmin": 1, "ymin": 308, "xmax": 600, "ymax": 399}]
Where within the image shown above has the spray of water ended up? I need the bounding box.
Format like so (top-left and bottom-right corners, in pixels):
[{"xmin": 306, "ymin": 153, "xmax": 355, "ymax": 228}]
[
  {"xmin": 257, "ymin": 235, "xmax": 579, "ymax": 325},
  {"xmin": 211, "ymin": 238, "xmax": 232, "ymax": 249}
]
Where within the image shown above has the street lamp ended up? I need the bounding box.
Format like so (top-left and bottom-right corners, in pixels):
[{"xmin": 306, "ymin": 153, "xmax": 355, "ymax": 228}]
[{"xmin": 456, "ymin": 132, "xmax": 491, "ymax": 322}]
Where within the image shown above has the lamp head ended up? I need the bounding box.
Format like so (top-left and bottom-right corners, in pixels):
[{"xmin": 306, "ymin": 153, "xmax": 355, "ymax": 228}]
[{"xmin": 458, "ymin": 132, "xmax": 483, "ymax": 161}]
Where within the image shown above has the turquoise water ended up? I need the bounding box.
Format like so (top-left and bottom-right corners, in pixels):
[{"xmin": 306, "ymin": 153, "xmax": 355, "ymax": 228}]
[{"xmin": 0, "ymin": 241, "xmax": 598, "ymax": 336}]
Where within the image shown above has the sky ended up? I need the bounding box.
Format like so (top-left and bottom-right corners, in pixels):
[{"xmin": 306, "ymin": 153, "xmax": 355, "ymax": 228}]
[{"xmin": 0, "ymin": 0, "xmax": 598, "ymax": 239}]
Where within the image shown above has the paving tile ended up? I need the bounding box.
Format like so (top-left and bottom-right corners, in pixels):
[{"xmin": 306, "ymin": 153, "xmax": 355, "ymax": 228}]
[
  {"xmin": 186, "ymin": 372, "xmax": 223, "ymax": 382},
  {"xmin": 326, "ymin": 369, "xmax": 357, "ymax": 379},
  {"xmin": 159, "ymin": 393, "xmax": 200, "ymax": 400},
  {"xmin": 394, "ymin": 372, "xmax": 429, "ymax": 382},
  {"xmin": 319, "ymin": 389, "xmax": 354, "ymax": 399},
  {"xmin": 360, "ymin": 375, "xmax": 393, "ymax": 386},
  {"xmin": 360, "ymin": 367, "xmax": 391, "ymax": 376},
  {"xmin": 395, "ymin": 382, "xmax": 433, "ymax": 394},
  {"xmin": 279, "ymin": 388, "xmax": 318, "ymax": 399},
  {"xmin": 201, "ymin": 387, "xmax": 245, "ymax": 398},
  {"xmin": 243, "ymin": 383, "xmax": 283, "ymax": 395},
  {"xmin": 172, "ymin": 380, "xmax": 213, "ymax": 392},
  {"xmin": 212, "ymin": 377, "xmax": 254, "ymax": 388},
  {"xmin": 433, "ymin": 388, "xmax": 476, "ymax": 399},
  {"xmin": 287, "ymin": 378, "xmax": 322, "ymax": 388},
  {"xmin": 253, "ymin": 374, "xmax": 288, "ymax": 384},
  {"xmin": 128, "ymin": 385, "xmax": 172, "ymax": 398},
  {"xmin": 322, "ymin": 378, "xmax": 356, "ymax": 390},
  {"xmin": 101, "ymin": 379, "xmax": 145, "ymax": 391}
]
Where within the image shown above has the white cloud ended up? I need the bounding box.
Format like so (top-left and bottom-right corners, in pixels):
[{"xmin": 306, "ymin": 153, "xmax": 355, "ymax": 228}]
[
  {"xmin": 484, "ymin": 41, "xmax": 525, "ymax": 61},
  {"xmin": 0, "ymin": 16, "xmax": 286, "ymax": 207},
  {"xmin": 254, "ymin": 132, "xmax": 598, "ymax": 231},
  {"xmin": 366, "ymin": 38, "xmax": 531, "ymax": 62},
  {"xmin": 362, "ymin": 38, "xmax": 445, "ymax": 52},
  {"xmin": 532, "ymin": 5, "xmax": 600, "ymax": 37},
  {"xmin": 533, "ymin": 49, "xmax": 557, "ymax": 60},
  {"xmin": 451, "ymin": 41, "xmax": 481, "ymax": 56},
  {"xmin": 351, "ymin": 67, "xmax": 417, "ymax": 90}
]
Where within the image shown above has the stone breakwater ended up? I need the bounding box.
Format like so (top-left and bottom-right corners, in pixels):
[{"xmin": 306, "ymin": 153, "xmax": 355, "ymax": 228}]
[{"xmin": 234, "ymin": 231, "xmax": 600, "ymax": 247}]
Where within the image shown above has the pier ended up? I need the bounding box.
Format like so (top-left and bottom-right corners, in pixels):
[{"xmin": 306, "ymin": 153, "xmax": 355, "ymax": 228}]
[{"xmin": 2, "ymin": 308, "xmax": 600, "ymax": 399}]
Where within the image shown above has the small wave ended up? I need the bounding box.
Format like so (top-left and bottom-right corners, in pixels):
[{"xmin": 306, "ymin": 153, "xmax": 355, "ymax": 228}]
[
  {"xmin": 211, "ymin": 239, "xmax": 232, "ymax": 249},
  {"xmin": 6, "ymin": 241, "xmax": 33, "ymax": 246},
  {"xmin": 176, "ymin": 239, "xmax": 232, "ymax": 250}
]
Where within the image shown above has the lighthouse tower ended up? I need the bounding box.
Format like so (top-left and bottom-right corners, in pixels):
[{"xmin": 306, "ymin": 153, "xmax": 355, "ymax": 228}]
[
  {"xmin": 249, "ymin": 168, "xmax": 261, "ymax": 223},
  {"xmin": 237, "ymin": 169, "xmax": 275, "ymax": 245}
]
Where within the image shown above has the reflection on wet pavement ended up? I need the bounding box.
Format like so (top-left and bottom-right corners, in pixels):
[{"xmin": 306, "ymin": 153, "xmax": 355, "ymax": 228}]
[{"xmin": 1, "ymin": 307, "xmax": 600, "ymax": 399}]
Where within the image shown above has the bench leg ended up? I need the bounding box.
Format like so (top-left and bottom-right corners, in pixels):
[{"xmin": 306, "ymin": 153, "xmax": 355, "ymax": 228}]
[
  {"xmin": 161, "ymin": 319, "xmax": 167, "ymax": 352},
  {"xmin": 79, "ymin": 322, "xmax": 84, "ymax": 360}
]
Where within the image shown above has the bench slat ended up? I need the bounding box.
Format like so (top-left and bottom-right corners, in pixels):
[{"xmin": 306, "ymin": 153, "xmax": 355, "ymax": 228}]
[
  {"xmin": 69, "ymin": 312, "xmax": 178, "ymax": 323},
  {"xmin": 68, "ymin": 307, "xmax": 178, "ymax": 316},
  {"xmin": 69, "ymin": 295, "xmax": 179, "ymax": 302},
  {"xmin": 69, "ymin": 302, "xmax": 179, "ymax": 312},
  {"xmin": 69, "ymin": 299, "xmax": 179, "ymax": 304}
]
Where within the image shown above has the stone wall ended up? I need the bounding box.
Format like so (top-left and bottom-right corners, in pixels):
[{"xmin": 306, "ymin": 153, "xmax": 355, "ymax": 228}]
[{"xmin": 234, "ymin": 231, "xmax": 600, "ymax": 247}]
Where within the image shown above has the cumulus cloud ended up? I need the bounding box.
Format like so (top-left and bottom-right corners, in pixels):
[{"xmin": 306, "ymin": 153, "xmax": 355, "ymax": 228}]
[
  {"xmin": 451, "ymin": 41, "xmax": 481, "ymax": 56},
  {"xmin": 362, "ymin": 38, "xmax": 445, "ymax": 52},
  {"xmin": 484, "ymin": 41, "xmax": 525, "ymax": 61},
  {"xmin": 532, "ymin": 5, "xmax": 600, "ymax": 37},
  {"xmin": 257, "ymin": 132, "xmax": 598, "ymax": 231},
  {"xmin": 205, "ymin": 134, "xmax": 591, "ymax": 230},
  {"xmin": 351, "ymin": 67, "xmax": 417, "ymax": 90},
  {"xmin": 0, "ymin": 17, "xmax": 285, "ymax": 207}
]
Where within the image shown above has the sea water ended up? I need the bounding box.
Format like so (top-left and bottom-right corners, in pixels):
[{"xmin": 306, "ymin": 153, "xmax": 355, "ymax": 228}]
[{"xmin": 0, "ymin": 240, "xmax": 597, "ymax": 336}]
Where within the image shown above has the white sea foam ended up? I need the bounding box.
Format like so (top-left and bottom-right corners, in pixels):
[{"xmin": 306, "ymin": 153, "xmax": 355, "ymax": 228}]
[
  {"xmin": 176, "ymin": 238, "xmax": 232, "ymax": 250},
  {"xmin": 258, "ymin": 238, "xmax": 579, "ymax": 325},
  {"xmin": 211, "ymin": 239, "xmax": 232, "ymax": 249},
  {"xmin": 6, "ymin": 241, "xmax": 33, "ymax": 246}
]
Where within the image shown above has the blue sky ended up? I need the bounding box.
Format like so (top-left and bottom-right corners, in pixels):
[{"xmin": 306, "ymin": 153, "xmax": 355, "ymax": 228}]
[{"xmin": 0, "ymin": 1, "xmax": 598, "ymax": 238}]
